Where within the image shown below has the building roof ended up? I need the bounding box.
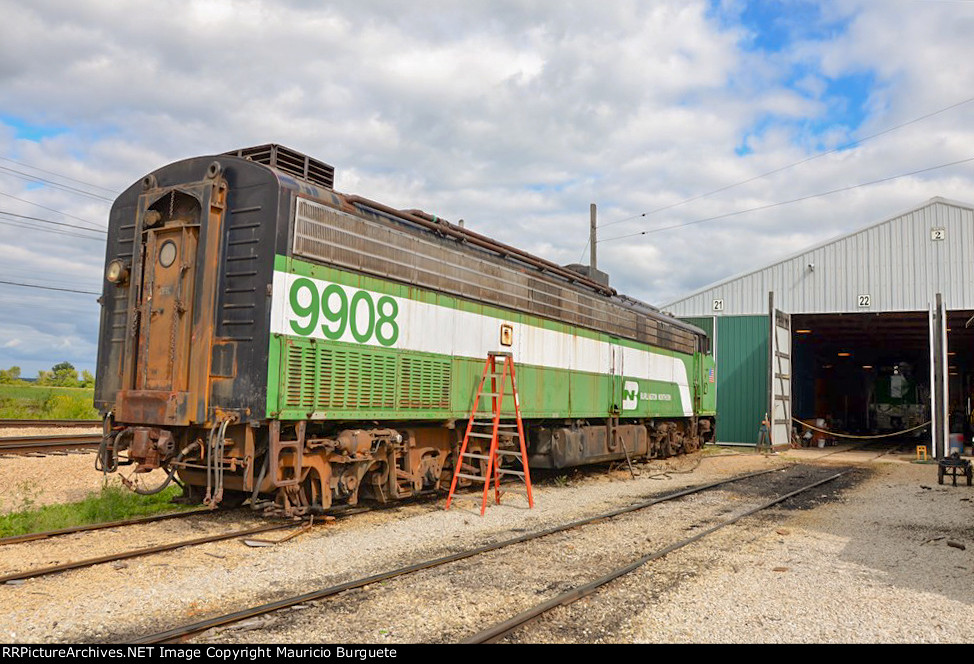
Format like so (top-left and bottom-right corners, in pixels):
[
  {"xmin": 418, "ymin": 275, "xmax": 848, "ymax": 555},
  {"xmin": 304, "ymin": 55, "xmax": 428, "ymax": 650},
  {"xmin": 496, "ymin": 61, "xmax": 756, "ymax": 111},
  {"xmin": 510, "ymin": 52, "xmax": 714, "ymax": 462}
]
[{"xmin": 662, "ymin": 197, "xmax": 974, "ymax": 317}]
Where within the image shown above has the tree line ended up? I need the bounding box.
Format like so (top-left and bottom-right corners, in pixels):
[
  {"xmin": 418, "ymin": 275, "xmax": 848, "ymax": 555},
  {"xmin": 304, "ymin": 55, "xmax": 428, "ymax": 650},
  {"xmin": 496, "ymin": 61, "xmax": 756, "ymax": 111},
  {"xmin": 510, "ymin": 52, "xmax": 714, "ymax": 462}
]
[{"xmin": 0, "ymin": 362, "xmax": 95, "ymax": 388}]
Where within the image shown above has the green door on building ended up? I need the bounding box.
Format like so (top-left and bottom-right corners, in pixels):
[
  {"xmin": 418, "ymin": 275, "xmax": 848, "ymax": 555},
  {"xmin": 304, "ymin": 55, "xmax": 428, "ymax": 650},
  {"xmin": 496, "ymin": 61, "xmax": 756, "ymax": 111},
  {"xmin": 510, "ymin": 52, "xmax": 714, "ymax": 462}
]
[{"xmin": 683, "ymin": 315, "xmax": 769, "ymax": 445}]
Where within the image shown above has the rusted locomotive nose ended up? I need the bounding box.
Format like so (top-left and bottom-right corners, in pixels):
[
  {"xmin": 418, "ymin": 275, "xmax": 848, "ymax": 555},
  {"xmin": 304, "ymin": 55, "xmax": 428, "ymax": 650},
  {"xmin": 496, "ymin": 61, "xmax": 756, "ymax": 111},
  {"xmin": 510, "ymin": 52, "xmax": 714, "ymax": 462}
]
[{"xmin": 122, "ymin": 426, "xmax": 176, "ymax": 472}]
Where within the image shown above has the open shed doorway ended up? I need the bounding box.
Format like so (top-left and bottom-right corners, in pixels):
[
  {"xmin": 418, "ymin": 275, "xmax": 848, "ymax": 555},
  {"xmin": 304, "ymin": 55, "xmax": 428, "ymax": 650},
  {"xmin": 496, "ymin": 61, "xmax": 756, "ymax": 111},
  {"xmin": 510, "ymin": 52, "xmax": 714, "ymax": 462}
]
[{"xmin": 791, "ymin": 310, "xmax": 974, "ymax": 454}]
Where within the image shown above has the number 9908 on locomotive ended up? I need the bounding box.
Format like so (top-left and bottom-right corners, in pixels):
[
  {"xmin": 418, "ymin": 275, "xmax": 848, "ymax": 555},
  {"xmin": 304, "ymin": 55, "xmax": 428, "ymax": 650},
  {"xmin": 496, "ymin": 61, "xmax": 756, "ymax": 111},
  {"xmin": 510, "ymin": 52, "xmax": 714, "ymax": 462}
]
[{"xmin": 95, "ymin": 144, "xmax": 715, "ymax": 515}]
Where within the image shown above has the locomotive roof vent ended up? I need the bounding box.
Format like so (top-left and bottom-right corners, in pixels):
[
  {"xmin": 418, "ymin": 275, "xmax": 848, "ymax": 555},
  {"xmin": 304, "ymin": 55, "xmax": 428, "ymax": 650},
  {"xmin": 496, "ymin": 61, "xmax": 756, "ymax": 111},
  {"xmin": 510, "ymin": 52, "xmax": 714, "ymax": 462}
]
[{"xmin": 223, "ymin": 143, "xmax": 334, "ymax": 190}]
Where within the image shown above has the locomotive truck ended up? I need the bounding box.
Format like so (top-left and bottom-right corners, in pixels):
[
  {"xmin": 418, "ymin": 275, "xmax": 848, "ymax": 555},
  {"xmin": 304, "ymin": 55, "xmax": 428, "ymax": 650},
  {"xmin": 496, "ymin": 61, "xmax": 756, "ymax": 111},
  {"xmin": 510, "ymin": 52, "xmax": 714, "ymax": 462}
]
[{"xmin": 95, "ymin": 144, "xmax": 716, "ymax": 515}]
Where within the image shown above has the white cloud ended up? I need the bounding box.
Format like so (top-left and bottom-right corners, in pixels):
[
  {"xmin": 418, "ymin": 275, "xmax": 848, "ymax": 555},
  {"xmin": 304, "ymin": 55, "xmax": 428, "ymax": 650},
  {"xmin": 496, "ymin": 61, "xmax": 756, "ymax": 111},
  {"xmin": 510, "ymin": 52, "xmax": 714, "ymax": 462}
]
[{"xmin": 1, "ymin": 0, "xmax": 974, "ymax": 372}]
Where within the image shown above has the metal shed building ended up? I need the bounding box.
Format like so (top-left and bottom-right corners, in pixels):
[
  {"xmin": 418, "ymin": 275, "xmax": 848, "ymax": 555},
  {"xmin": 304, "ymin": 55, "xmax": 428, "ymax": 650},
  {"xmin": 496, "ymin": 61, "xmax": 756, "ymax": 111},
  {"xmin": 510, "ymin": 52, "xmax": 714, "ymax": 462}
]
[{"xmin": 662, "ymin": 197, "xmax": 974, "ymax": 457}]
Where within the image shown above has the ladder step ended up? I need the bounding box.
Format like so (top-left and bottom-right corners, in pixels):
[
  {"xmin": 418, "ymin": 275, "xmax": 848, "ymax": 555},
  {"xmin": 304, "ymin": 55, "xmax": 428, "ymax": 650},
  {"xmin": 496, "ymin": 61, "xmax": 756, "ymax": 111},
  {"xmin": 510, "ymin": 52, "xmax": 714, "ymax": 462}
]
[
  {"xmin": 456, "ymin": 472, "xmax": 488, "ymax": 482},
  {"xmin": 501, "ymin": 486, "xmax": 530, "ymax": 496},
  {"xmin": 497, "ymin": 468, "xmax": 525, "ymax": 477},
  {"xmin": 462, "ymin": 452, "xmax": 490, "ymax": 460},
  {"xmin": 471, "ymin": 420, "xmax": 518, "ymax": 427},
  {"xmin": 495, "ymin": 449, "xmax": 525, "ymax": 457},
  {"xmin": 468, "ymin": 431, "xmax": 520, "ymax": 440}
]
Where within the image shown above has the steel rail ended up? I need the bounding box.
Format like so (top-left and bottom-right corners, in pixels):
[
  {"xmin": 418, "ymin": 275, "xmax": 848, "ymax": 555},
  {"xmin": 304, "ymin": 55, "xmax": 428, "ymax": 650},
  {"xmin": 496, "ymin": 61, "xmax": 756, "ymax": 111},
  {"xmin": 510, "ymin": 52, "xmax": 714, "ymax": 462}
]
[
  {"xmin": 2, "ymin": 485, "xmax": 443, "ymax": 549},
  {"xmin": 0, "ymin": 419, "xmax": 99, "ymax": 428},
  {"xmin": 0, "ymin": 433, "xmax": 102, "ymax": 455},
  {"xmin": 464, "ymin": 469, "xmax": 850, "ymax": 643},
  {"xmin": 133, "ymin": 467, "xmax": 782, "ymax": 644},
  {"xmin": 806, "ymin": 439, "xmax": 899, "ymax": 462},
  {"xmin": 0, "ymin": 522, "xmax": 295, "ymax": 584},
  {"xmin": 0, "ymin": 507, "xmax": 214, "ymax": 546}
]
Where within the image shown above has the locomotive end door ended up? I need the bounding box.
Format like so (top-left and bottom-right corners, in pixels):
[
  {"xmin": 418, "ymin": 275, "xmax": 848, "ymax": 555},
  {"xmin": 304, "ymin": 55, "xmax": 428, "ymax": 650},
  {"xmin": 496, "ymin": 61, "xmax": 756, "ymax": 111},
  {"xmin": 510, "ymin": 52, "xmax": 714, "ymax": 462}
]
[
  {"xmin": 117, "ymin": 178, "xmax": 227, "ymax": 426},
  {"xmin": 138, "ymin": 225, "xmax": 198, "ymax": 392}
]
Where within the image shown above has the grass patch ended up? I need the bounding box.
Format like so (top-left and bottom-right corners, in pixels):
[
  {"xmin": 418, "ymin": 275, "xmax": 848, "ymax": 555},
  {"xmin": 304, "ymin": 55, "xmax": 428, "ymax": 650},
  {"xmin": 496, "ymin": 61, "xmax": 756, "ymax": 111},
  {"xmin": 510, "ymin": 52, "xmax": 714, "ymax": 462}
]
[
  {"xmin": 0, "ymin": 384, "xmax": 99, "ymax": 419},
  {"xmin": 0, "ymin": 480, "xmax": 189, "ymax": 538}
]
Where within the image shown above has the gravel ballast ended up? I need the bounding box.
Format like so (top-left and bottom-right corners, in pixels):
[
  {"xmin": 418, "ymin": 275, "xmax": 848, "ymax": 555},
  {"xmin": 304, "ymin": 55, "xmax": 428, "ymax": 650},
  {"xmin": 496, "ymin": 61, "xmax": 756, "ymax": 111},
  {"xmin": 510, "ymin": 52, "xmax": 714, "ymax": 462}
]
[{"xmin": 1, "ymin": 447, "xmax": 971, "ymax": 643}]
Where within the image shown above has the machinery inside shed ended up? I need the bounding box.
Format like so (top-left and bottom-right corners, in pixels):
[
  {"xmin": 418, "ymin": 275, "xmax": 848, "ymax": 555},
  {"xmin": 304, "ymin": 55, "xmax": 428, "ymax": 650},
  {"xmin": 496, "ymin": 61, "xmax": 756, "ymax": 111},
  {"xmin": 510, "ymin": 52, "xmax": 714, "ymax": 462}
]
[{"xmin": 791, "ymin": 311, "xmax": 974, "ymax": 446}]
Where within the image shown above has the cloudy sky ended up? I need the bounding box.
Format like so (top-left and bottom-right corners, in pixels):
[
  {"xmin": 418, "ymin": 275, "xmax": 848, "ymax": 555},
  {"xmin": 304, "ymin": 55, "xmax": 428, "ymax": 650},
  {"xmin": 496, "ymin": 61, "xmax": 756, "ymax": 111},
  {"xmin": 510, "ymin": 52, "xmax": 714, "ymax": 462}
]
[{"xmin": 2, "ymin": 0, "xmax": 974, "ymax": 376}]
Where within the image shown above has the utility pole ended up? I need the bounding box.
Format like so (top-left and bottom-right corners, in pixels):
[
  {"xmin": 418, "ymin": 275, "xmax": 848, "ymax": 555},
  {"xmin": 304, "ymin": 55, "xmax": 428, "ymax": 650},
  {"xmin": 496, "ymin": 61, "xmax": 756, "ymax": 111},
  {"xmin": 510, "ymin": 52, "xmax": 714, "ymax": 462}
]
[{"xmin": 589, "ymin": 203, "xmax": 597, "ymax": 270}]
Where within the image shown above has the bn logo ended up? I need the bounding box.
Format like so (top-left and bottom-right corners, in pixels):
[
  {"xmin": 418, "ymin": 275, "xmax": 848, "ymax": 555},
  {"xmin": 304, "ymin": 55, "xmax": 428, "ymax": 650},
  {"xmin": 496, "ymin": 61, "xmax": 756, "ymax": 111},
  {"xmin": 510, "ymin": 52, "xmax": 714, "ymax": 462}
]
[{"xmin": 622, "ymin": 381, "xmax": 639, "ymax": 410}]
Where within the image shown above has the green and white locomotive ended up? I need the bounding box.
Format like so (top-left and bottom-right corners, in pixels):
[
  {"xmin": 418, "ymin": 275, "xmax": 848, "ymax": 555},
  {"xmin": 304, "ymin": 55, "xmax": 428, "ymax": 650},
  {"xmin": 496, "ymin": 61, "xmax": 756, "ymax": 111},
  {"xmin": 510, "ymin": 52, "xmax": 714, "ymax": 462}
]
[{"xmin": 95, "ymin": 144, "xmax": 715, "ymax": 514}]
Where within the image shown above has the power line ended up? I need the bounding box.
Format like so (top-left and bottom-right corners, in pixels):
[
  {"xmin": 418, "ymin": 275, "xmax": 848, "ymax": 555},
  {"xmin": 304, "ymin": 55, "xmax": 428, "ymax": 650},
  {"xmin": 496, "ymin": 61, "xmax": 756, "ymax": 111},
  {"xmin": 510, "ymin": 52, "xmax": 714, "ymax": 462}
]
[
  {"xmin": 0, "ymin": 218, "xmax": 106, "ymax": 242},
  {"xmin": 598, "ymin": 154, "xmax": 974, "ymax": 244},
  {"xmin": 0, "ymin": 279, "xmax": 100, "ymax": 296},
  {"xmin": 0, "ymin": 155, "xmax": 119, "ymax": 195},
  {"xmin": 0, "ymin": 271, "xmax": 101, "ymax": 292},
  {"xmin": 0, "ymin": 165, "xmax": 114, "ymax": 202},
  {"xmin": 0, "ymin": 210, "xmax": 107, "ymax": 236},
  {"xmin": 0, "ymin": 268, "xmax": 101, "ymax": 290},
  {"xmin": 0, "ymin": 295, "xmax": 98, "ymax": 311},
  {"xmin": 598, "ymin": 93, "xmax": 974, "ymax": 231},
  {"xmin": 0, "ymin": 190, "xmax": 106, "ymax": 230}
]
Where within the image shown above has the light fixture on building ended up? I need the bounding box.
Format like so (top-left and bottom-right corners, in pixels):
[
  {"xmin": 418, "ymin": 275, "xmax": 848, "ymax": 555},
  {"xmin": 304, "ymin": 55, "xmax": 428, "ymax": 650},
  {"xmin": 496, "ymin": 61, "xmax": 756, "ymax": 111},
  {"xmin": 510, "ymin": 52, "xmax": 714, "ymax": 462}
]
[{"xmin": 837, "ymin": 352, "xmax": 851, "ymax": 357}]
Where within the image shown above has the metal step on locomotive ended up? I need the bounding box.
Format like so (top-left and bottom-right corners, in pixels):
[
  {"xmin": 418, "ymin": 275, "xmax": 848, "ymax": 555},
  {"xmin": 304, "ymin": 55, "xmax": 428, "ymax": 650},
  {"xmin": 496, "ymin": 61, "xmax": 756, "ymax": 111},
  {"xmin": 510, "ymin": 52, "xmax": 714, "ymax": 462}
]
[{"xmin": 94, "ymin": 144, "xmax": 716, "ymax": 516}]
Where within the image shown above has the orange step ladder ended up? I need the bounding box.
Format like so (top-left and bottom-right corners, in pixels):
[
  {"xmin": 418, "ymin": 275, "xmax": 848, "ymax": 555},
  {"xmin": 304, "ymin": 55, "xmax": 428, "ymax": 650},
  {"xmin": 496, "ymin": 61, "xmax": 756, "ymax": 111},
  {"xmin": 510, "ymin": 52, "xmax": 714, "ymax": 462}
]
[{"xmin": 445, "ymin": 351, "xmax": 534, "ymax": 515}]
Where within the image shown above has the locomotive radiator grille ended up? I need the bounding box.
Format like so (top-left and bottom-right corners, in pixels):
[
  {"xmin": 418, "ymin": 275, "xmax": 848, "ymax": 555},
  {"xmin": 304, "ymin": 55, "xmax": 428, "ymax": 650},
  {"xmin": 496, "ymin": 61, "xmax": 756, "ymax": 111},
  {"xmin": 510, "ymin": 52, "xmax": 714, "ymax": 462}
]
[
  {"xmin": 283, "ymin": 341, "xmax": 437, "ymax": 413},
  {"xmin": 285, "ymin": 343, "xmax": 317, "ymax": 409},
  {"xmin": 400, "ymin": 356, "xmax": 451, "ymax": 409}
]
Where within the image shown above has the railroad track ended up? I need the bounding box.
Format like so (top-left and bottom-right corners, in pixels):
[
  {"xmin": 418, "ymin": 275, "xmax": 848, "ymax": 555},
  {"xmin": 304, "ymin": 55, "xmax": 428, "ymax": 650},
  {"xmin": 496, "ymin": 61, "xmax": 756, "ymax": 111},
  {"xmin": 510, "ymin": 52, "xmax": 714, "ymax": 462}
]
[
  {"xmin": 0, "ymin": 507, "xmax": 215, "ymax": 546},
  {"xmin": 0, "ymin": 432, "xmax": 103, "ymax": 456},
  {"xmin": 466, "ymin": 469, "xmax": 848, "ymax": 643},
  {"xmin": 0, "ymin": 418, "xmax": 99, "ymax": 430},
  {"xmin": 0, "ymin": 493, "xmax": 449, "ymax": 583},
  {"xmin": 0, "ymin": 515, "xmax": 303, "ymax": 585},
  {"xmin": 129, "ymin": 465, "xmax": 850, "ymax": 644},
  {"xmin": 807, "ymin": 439, "xmax": 904, "ymax": 462}
]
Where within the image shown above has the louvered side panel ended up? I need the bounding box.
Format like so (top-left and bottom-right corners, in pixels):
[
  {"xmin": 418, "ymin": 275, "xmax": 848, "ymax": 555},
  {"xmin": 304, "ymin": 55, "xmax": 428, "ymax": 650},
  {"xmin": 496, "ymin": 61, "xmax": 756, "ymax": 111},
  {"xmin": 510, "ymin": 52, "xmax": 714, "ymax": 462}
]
[
  {"xmin": 399, "ymin": 356, "xmax": 452, "ymax": 410},
  {"xmin": 315, "ymin": 346, "xmax": 398, "ymax": 411},
  {"xmin": 282, "ymin": 341, "xmax": 316, "ymax": 410}
]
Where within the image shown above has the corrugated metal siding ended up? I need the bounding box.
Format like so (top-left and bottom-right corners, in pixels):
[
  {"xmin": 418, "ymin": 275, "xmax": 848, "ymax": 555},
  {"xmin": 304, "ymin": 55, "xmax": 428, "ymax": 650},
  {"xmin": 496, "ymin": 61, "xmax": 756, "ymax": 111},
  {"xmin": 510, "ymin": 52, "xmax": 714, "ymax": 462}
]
[
  {"xmin": 664, "ymin": 199, "xmax": 974, "ymax": 316},
  {"xmin": 681, "ymin": 316, "xmax": 713, "ymax": 338},
  {"xmin": 714, "ymin": 316, "xmax": 768, "ymax": 444}
]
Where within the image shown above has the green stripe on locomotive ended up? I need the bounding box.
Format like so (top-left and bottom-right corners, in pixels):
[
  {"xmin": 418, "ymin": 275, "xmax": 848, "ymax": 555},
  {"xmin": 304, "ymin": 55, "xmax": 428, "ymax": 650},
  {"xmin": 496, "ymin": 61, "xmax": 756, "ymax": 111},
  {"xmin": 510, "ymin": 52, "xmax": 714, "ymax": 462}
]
[{"xmin": 267, "ymin": 255, "xmax": 715, "ymax": 421}]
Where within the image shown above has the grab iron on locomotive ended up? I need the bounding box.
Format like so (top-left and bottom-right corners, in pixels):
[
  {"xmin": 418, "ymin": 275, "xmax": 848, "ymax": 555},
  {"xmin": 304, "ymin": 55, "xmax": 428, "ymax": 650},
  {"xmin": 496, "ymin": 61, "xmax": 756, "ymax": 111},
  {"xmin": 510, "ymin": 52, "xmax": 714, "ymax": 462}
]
[{"xmin": 94, "ymin": 144, "xmax": 716, "ymax": 515}]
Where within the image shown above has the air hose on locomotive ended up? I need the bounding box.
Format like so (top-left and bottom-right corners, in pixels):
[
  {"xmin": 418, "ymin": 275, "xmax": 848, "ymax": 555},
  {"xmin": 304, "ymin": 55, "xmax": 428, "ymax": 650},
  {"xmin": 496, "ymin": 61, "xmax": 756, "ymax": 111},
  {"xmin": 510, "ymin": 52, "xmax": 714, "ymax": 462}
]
[
  {"xmin": 250, "ymin": 451, "xmax": 270, "ymax": 510},
  {"xmin": 203, "ymin": 418, "xmax": 232, "ymax": 507},
  {"xmin": 126, "ymin": 440, "xmax": 199, "ymax": 496},
  {"xmin": 97, "ymin": 421, "xmax": 199, "ymax": 496}
]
